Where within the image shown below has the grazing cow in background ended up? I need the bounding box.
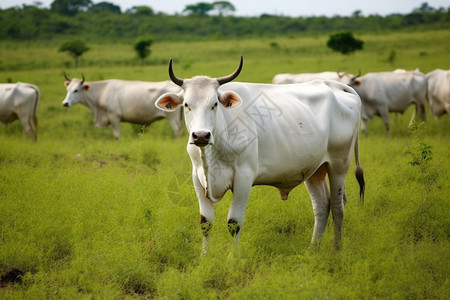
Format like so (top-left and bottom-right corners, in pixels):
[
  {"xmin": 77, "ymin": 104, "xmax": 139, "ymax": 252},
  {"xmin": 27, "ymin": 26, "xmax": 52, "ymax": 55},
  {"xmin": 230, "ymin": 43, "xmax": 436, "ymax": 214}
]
[
  {"xmin": 272, "ymin": 71, "xmax": 355, "ymax": 84},
  {"xmin": 393, "ymin": 68, "xmax": 422, "ymax": 74},
  {"xmin": 426, "ymin": 69, "xmax": 450, "ymax": 118},
  {"xmin": 0, "ymin": 82, "xmax": 39, "ymax": 142},
  {"xmin": 62, "ymin": 75, "xmax": 183, "ymax": 139},
  {"xmin": 348, "ymin": 70, "xmax": 427, "ymax": 134},
  {"xmin": 155, "ymin": 57, "xmax": 365, "ymax": 254}
]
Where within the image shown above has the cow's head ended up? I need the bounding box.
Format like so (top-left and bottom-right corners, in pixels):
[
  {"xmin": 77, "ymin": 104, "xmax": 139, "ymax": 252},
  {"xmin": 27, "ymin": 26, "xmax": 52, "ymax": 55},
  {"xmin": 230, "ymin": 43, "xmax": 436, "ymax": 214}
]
[
  {"xmin": 348, "ymin": 70, "xmax": 362, "ymax": 87},
  {"xmin": 62, "ymin": 73, "xmax": 91, "ymax": 107},
  {"xmin": 155, "ymin": 57, "xmax": 243, "ymax": 147},
  {"xmin": 337, "ymin": 71, "xmax": 356, "ymax": 85}
]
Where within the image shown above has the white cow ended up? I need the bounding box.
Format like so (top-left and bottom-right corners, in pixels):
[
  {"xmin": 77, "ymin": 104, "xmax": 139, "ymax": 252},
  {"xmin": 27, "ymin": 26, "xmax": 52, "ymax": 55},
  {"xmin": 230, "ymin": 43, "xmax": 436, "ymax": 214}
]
[
  {"xmin": 156, "ymin": 57, "xmax": 365, "ymax": 254},
  {"xmin": 348, "ymin": 71, "xmax": 427, "ymax": 134},
  {"xmin": 62, "ymin": 75, "xmax": 183, "ymax": 139},
  {"xmin": 0, "ymin": 82, "xmax": 39, "ymax": 142},
  {"xmin": 426, "ymin": 69, "xmax": 450, "ymax": 118},
  {"xmin": 272, "ymin": 71, "xmax": 355, "ymax": 84}
]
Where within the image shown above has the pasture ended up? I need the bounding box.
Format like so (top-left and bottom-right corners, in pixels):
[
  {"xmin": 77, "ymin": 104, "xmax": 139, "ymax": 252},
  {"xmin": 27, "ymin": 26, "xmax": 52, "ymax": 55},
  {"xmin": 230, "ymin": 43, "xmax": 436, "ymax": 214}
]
[{"xmin": 1, "ymin": 30, "xmax": 449, "ymax": 299}]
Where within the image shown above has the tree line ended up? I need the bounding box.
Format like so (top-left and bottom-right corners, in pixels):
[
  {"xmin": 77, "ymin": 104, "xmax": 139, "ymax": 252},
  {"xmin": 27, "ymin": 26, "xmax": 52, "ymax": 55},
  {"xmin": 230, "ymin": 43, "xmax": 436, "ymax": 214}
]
[{"xmin": 0, "ymin": 1, "xmax": 449, "ymax": 41}]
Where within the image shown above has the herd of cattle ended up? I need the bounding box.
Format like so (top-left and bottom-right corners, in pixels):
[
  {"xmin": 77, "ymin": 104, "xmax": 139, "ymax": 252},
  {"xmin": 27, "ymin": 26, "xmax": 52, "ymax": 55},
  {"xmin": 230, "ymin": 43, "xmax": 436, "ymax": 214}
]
[
  {"xmin": 1, "ymin": 67, "xmax": 448, "ymax": 142},
  {"xmin": 1, "ymin": 59, "xmax": 448, "ymax": 253}
]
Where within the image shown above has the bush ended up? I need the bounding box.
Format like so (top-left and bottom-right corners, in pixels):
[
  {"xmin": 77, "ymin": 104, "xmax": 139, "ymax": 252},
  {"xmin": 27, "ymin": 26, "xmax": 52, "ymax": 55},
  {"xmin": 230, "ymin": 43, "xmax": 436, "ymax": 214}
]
[
  {"xmin": 134, "ymin": 37, "xmax": 153, "ymax": 62},
  {"xmin": 327, "ymin": 31, "xmax": 364, "ymax": 55}
]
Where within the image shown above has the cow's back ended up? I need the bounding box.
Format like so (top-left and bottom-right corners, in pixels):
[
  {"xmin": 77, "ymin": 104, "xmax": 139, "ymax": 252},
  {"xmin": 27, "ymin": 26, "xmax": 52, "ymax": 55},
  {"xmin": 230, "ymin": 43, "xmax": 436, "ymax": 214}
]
[
  {"xmin": 0, "ymin": 83, "xmax": 39, "ymax": 121},
  {"xmin": 220, "ymin": 81, "xmax": 361, "ymax": 186},
  {"xmin": 357, "ymin": 72, "xmax": 425, "ymax": 113},
  {"xmin": 104, "ymin": 80, "xmax": 180, "ymax": 123}
]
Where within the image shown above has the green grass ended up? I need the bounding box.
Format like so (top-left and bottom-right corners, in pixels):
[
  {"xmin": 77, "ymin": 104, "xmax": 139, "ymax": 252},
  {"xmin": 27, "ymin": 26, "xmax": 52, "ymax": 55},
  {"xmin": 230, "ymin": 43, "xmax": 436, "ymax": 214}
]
[{"xmin": 1, "ymin": 30, "xmax": 450, "ymax": 299}]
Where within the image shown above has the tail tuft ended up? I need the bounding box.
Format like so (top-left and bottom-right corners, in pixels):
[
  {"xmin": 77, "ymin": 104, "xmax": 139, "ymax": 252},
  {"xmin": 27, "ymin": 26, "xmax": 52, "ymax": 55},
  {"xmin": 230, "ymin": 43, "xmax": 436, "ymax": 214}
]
[{"xmin": 355, "ymin": 165, "xmax": 365, "ymax": 204}]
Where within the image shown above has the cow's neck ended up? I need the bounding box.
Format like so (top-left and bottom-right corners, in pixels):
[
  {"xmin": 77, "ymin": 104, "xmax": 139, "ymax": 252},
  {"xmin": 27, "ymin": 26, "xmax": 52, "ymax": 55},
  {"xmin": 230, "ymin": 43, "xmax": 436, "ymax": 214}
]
[
  {"xmin": 80, "ymin": 81, "xmax": 107, "ymax": 111},
  {"xmin": 78, "ymin": 81, "xmax": 109, "ymax": 122}
]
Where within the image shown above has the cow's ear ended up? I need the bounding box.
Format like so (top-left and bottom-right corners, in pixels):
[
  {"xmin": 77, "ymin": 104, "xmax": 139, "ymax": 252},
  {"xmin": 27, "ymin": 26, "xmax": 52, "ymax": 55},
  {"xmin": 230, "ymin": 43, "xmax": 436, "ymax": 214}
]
[
  {"xmin": 219, "ymin": 91, "xmax": 242, "ymax": 109},
  {"xmin": 64, "ymin": 81, "xmax": 70, "ymax": 87},
  {"xmin": 84, "ymin": 84, "xmax": 91, "ymax": 91},
  {"xmin": 354, "ymin": 80, "xmax": 362, "ymax": 87},
  {"xmin": 155, "ymin": 93, "xmax": 182, "ymax": 112}
]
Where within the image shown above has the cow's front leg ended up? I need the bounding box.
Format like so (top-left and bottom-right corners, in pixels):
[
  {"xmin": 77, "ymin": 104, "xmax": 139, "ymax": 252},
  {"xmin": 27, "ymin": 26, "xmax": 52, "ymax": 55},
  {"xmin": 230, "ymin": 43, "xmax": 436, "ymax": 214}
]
[
  {"xmin": 361, "ymin": 118, "xmax": 368, "ymax": 136},
  {"xmin": 192, "ymin": 174, "xmax": 214, "ymax": 255},
  {"xmin": 110, "ymin": 117, "xmax": 121, "ymax": 139},
  {"xmin": 168, "ymin": 113, "xmax": 184, "ymax": 138},
  {"xmin": 227, "ymin": 174, "xmax": 253, "ymax": 249}
]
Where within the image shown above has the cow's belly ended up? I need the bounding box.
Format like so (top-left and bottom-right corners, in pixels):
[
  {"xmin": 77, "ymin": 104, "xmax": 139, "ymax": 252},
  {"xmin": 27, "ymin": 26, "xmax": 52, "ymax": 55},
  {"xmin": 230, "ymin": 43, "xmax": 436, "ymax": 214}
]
[
  {"xmin": 122, "ymin": 115, "xmax": 163, "ymax": 125},
  {"xmin": 0, "ymin": 111, "xmax": 17, "ymax": 124},
  {"xmin": 255, "ymin": 154, "xmax": 325, "ymax": 188},
  {"xmin": 253, "ymin": 119, "xmax": 328, "ymax": 187}
]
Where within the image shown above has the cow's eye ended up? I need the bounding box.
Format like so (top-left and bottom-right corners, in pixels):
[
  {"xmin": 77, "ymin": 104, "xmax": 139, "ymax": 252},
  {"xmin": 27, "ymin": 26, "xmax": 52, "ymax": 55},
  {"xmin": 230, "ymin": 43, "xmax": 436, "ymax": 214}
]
[
  {"xmin": 184, "ymin": 103, "xmax": 191, "ymax": 111},
  {"xmin": 212, "ymin": 102, "xmax": 218, "ymax": 110},
  {"xmin": 74, "ymin": 89, "xmax": 78, "ymax": 93}
]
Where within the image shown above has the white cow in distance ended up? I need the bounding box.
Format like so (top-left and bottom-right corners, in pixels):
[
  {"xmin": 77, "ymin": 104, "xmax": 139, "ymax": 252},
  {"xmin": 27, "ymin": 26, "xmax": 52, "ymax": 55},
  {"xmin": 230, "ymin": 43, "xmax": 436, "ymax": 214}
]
[
  {"xmin": 0, "ymin": 82, "xmax": 39, "ymax": 142},
  {"xmin": 62, "ymin": 75, "xmax": 183, "ymax": 139},
  {"xmin": 272, "ymin": 71, "xmax": 355, "ymax": 84},
  {"xmin": 155, "ymin": 57, "xmax": 365, "ymax": 254},
  {"xmin": 348, "ymin": 70, "xmax": 427, "ymax": 134},
  {"xmin": 426, "ymin": 69, "xmax": 450, "ymax": 118}
]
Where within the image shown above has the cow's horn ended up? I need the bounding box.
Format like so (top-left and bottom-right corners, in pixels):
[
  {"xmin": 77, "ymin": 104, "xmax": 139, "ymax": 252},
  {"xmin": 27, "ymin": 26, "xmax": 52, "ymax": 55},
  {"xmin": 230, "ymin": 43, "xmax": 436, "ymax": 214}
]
[
  {"xmin": 351, "ymin": 70, "xmax": 361, "ymax": 82},
  {"xmin": 217, "ymin": 56, "xmax": 243, "ymax": 85},
  {"xmin": 168, "ymin": 58, "xmax": 184, "ymax": 86},
  {"xmin": 337, "ymin": 71, "xmax": 345, "ymax": 78},
  {"xmin": 81, "ymin": 73, "xmax": 85, "ymax": 84},
  {"xmin": 64, "ymin": 72, "xmax": 71, "ymax": 81}
]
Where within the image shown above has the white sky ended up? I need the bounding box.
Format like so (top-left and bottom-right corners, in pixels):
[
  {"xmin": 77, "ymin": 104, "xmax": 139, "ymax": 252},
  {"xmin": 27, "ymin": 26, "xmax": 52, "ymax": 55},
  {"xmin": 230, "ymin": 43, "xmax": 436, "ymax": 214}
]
[{"xmin": 0, "ymin": 0, "xmax": 448, "ymax": 17}]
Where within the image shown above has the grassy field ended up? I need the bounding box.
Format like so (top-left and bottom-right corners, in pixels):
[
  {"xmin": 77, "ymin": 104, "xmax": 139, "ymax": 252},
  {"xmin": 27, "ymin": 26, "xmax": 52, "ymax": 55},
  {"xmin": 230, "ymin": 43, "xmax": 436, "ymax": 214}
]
[{"xmin": 1, "ymin": 30, "xmax": 449, "ymax": 299}]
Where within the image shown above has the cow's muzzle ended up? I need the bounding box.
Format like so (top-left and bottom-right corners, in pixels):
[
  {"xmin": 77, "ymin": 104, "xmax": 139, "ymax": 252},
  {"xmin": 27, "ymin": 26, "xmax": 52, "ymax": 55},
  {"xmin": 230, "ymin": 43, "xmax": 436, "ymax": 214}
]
[
  {"xmin": 191, "ymin": 131, "xmax": 211, "ymax": 147},
  {"xmin": 62, "ymin": 102, "xmax": 70, "ymax": 107}
]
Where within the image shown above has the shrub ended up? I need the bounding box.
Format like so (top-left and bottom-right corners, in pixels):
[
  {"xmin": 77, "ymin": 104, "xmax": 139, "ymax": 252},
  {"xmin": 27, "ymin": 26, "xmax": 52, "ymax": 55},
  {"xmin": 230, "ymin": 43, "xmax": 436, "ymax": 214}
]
[{"xmin": 326, "ymin": 31, "xmax": 364, "ymax": 55}]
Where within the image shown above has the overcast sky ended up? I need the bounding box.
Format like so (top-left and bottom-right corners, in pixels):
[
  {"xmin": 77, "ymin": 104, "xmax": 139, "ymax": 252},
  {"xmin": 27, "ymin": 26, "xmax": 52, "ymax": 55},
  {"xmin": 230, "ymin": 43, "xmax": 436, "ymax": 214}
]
[{"xmin": 1, "ymin": 0, "xmax": 449, "ymax": 17}]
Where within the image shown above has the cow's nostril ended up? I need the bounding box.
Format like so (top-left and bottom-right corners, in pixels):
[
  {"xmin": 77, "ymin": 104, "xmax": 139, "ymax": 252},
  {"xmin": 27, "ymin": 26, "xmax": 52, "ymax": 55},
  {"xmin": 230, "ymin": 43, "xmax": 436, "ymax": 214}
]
[
  {"xmin": 192, "ymin": 131, "xmax": 211, "ymax": 146},
  {"xmin": 63, "ymin": 102, "xmax": 69, "ymax": 107}
]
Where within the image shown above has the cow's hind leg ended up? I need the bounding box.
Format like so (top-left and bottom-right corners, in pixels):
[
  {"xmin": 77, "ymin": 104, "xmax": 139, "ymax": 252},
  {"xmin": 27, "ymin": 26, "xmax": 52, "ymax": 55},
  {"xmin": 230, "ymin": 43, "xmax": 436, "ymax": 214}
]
[
  {"xmin": 379, "ymin": 105, "xmax": 390, "ymax": 134},
  {"xmin": 18, "ymin": 115, "xmax": 36, "ymax": 142},
  {"xmin": 327, "ymin": 167, "xmax": 349, "ymax": 249},
  {"xmin": 305, "ymin": 164, "xmax": 330, "ymax": 244}
]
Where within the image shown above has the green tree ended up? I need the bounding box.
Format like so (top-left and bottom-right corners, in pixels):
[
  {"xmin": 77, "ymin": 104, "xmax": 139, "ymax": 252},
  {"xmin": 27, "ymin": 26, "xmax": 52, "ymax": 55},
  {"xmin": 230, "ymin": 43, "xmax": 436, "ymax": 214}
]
[
  {"xmin": 183, "ymin": 2, "xmax": 214, "ymax": 16},
  {"xmin": 59, "ymin": 39, "xmax": 89, "ymax": 67},
  {"xmin": 50, "ymin": 0, "xmax": 92, "ymax": 16},
  {"xmin": 134, "ymin": 37, "xmax": 153, "ymax": 62},
  {"xmin": 89, "ymin": 2, "xmax": 121, "ymax": 14},
  {"xmin": 212, "ymin": 1, "xmax": 235, "ymax": 15},
  {"xmin": 127, "ymin": 6, "xmax": 154, "ymax": 16},
  {"xmin": 327, "ymin": 31, "xmax": 364, "ymax": 55}
]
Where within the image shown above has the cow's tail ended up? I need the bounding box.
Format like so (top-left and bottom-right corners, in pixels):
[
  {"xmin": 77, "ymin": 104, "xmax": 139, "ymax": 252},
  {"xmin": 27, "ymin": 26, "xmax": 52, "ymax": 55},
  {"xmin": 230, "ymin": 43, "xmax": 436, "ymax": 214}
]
[{"xmin": 354, "ymin": 133, "xmax": 365, "ymax": 204}]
